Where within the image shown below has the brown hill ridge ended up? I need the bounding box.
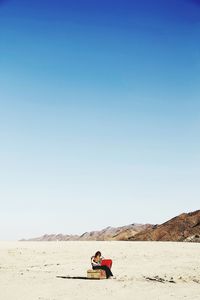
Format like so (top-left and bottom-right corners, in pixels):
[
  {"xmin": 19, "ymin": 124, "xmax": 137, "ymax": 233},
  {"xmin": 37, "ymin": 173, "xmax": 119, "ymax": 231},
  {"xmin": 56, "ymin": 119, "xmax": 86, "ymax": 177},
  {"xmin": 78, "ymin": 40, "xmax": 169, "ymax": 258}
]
[
  {"xmin": 78, "ymin": 224, "xmax": 152, "ymax": 241},
  {"xmin": 129, "ymin": 210, "xmax": 200, "ymax": 242}
]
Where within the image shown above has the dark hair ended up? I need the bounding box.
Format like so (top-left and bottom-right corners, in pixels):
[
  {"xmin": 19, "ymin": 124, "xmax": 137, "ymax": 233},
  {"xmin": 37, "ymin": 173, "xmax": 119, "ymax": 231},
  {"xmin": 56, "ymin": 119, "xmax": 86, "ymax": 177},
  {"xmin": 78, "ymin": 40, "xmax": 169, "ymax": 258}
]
[{"xmin": 95, "ymin": 251, "xmax": 101, "ymax": 257}]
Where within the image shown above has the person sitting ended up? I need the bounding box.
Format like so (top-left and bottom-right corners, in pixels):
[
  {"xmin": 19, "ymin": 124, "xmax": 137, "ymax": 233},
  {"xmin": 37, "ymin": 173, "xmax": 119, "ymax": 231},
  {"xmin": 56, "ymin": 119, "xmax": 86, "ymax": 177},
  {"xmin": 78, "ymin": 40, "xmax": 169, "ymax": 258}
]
[{"xmin": 91, "ymin": 251, "xmax": 113, "ymax": 279}]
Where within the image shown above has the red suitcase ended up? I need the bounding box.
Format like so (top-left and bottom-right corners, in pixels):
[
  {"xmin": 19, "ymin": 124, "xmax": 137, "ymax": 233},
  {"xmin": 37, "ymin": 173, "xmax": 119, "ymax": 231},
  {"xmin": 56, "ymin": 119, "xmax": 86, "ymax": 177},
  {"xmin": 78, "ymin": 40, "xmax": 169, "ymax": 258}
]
[{"xmin": 101, "ymin": 259, "xmax": 112, "ymax": 269}]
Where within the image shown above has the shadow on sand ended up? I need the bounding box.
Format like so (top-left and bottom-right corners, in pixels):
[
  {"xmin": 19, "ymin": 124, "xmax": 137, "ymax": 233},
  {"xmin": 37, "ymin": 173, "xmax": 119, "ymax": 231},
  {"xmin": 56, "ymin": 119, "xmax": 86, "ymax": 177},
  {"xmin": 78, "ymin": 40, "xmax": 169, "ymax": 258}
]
[{"xmin": 56, "ymin": 276, "xmax": 101, "ymax": 280}]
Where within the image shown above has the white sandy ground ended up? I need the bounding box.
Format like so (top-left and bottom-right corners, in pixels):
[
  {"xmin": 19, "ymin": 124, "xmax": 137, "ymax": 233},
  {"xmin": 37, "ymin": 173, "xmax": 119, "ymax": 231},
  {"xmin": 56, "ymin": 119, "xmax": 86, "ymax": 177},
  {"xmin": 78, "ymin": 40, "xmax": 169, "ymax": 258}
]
[{"xmin": 0, "ymin": 241, "xmax": 200, "ymax": 300}]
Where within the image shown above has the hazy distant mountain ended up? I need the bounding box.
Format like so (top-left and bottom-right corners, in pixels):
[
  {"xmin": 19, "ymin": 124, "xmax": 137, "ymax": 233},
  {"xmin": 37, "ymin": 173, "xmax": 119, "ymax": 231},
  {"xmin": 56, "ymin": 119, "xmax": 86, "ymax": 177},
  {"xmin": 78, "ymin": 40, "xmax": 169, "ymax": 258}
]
[
  {"xmin": 129, "ymin": 210, "xmax": 200, "ymax": 242},
  {"xmin": 22, "ymin": 223, "xmax": 152, "ymax": 241},
  {"xmin": 24, "ymin": 234, "xmax": 79, "ymax": 241}
]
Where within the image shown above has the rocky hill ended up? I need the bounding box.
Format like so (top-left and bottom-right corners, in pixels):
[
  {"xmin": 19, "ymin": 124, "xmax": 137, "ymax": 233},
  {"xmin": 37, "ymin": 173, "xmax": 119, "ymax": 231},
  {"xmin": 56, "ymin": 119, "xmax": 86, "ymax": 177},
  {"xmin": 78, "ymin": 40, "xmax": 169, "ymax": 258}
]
[
  {"xmin": 129, "ymin": 210, "xmax": 200, "ymax": 242},
  {"xmin": 23, "ymin": 223, "xmax": 152, "ymax": 241}
]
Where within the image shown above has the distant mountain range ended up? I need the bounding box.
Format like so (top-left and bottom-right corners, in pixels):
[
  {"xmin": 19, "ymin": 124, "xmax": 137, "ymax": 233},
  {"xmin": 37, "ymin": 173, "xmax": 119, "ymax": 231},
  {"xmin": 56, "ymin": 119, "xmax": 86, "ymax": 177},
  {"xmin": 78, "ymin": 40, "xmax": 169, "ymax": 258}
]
[
  {"xmin": 22, "ymin": 210, "xmax": 200, "ymax": 242},
  {"xmin": 22, "ymin": 224, "xmax": 152, "ymax": 241}
]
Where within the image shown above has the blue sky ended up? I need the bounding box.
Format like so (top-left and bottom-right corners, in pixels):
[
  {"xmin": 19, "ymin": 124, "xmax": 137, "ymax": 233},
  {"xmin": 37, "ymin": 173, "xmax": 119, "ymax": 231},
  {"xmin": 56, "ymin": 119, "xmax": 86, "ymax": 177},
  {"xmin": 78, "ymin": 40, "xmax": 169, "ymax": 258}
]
[{"xmin": 0, "ymin": 0, "xmax": 200, "ymax": 240}]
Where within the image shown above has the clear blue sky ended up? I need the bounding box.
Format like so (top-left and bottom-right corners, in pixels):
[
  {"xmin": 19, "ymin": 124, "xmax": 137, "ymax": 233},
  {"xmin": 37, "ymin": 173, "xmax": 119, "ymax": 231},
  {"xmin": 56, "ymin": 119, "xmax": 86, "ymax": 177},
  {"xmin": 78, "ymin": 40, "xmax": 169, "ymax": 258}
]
[{"xmin": 0, "ymin": 0, "xmax": 199, "ymax": 240}]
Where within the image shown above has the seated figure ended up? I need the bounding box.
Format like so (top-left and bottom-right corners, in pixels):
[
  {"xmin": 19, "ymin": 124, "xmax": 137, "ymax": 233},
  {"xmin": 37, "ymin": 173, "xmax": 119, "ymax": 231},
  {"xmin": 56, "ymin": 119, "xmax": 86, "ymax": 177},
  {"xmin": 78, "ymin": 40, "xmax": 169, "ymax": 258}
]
[{"xmin": 91, "ymin": 251, "xmax": 113, "ymax": 279}]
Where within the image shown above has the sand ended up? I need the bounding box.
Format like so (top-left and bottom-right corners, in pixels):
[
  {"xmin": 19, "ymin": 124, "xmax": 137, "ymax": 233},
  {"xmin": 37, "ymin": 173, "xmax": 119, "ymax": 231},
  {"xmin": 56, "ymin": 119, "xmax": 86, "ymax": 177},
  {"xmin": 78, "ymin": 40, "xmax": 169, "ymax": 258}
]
[{"xmin": 0, "ymin": 241, "xmax": 199, "ymax": 300}]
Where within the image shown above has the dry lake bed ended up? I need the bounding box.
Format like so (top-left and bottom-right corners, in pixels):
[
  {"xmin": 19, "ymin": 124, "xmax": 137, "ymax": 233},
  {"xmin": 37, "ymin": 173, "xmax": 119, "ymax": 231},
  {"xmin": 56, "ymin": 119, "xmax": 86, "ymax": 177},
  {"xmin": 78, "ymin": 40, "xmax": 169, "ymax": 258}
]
[{"xmin": 0, "ymin": 241, "xmax": 200, "ymax": 300}]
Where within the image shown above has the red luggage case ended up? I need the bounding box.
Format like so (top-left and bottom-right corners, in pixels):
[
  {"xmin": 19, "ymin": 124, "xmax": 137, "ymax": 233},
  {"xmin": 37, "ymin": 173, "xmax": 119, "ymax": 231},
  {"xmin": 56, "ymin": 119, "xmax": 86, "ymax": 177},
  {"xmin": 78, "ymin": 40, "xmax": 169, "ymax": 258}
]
[{"xmin": 101, "ymin": 259, "xmax": 112, "ymax": 269}]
